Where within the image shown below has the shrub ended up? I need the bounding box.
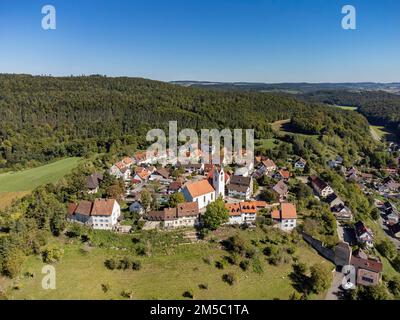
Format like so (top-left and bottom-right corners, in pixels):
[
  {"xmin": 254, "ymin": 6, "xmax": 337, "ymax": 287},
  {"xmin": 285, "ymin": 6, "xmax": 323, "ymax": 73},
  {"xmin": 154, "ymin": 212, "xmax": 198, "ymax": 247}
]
[
  {"xmin": 121, "ymin": 289, "xmax": 134, "ymax": 299},
  {"xmin": 118, "ymin": 257, "xmax": 132, "ymax": 270},
  {"xmin": 182, "ymin": 291, "xmax": 194, "ymax": 299},
  {"xmin": 41, "ymin": 246, "xmax": 64, "ymax": 264},
  {"xmin": 222, "ymin": 273, "xmax": 236, "ymax": 286},
  {"xmin": 101, "ymin": 283, "xmax": 110, "ymax": 293},
  {"xmin": 198, "ymin": 283, "xmax": 208, "ymax": 290},
  {"xmin": 239, "ymin": 260, "xmax": 250, "ymax": 271},
  {"xmin": 215, "ymin": 261, "xmax": 225, "ymax": 269},
  {"xmin": 132, "ymin": 260, "xmax": 142, "ymax": 271},
  {"xmin": 104, "ymin": 258, "xmax": 117, "ymax": 270}
]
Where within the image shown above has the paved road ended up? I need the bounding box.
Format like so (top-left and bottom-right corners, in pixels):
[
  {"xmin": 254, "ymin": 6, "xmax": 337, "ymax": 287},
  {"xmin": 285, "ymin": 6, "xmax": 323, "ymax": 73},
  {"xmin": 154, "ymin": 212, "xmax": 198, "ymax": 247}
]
[{"xmin": 325, "ymin": 271, "xmax": 345, "ymax": 300}]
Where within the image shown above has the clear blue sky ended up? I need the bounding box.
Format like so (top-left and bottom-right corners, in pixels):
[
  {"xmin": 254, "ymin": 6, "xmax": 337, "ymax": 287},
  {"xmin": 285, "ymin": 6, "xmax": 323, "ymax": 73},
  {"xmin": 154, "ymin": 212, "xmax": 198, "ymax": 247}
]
[{"xmin": 0, "ymin": 0, "xmax": 399, "ymax": 82}]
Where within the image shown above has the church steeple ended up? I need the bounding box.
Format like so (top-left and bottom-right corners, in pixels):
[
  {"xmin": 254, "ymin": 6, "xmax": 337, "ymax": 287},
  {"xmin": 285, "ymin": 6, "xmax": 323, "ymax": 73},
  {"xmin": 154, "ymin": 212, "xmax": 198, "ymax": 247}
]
[{"xmin": 212, "ymin": 166, "xmax": 225, "ymax": 199}]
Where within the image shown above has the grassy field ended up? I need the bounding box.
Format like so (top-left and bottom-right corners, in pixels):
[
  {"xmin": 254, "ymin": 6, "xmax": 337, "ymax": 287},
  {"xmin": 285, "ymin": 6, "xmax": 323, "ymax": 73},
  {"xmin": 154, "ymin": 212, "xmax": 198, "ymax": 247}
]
[
  {"xmin": 271, "ymin": 119, "xmax": 318, "ymax": 139},
  {"xmin": 0, "ymin": 158, "xmax": 81, "ymax": 210},
  {"xmin": 370, "ymin": 125, "xmax": 390, "ymax": 141},
  {"xmin": 3, "ymin": 229, "xmax": 331, "ymax": 300},
  {"xmin": 255, "ymin": 138, "xmax": 279, "ymax": 150},
  {"xmin": 333, "ymin": 105, "xmax": 358, "ymax": 111}
]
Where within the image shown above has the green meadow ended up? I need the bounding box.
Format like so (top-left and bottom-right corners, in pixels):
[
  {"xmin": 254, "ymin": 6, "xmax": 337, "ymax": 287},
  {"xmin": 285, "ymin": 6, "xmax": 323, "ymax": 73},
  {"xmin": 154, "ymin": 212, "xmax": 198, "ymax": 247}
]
[{"xmin": 0, "ymin": 157, "xmax": 81, "ymax": 209}]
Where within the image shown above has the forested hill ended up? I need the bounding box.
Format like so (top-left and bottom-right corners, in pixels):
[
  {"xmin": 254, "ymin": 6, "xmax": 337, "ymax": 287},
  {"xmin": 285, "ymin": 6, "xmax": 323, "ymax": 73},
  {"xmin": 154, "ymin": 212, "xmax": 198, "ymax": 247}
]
[
  {"xmin": 0, "ymin": 74, "xmax": 372, "ymax": 169},
  {"xmin": 296, "ymin": 90, "xmax": 400, "ymax": 133}
]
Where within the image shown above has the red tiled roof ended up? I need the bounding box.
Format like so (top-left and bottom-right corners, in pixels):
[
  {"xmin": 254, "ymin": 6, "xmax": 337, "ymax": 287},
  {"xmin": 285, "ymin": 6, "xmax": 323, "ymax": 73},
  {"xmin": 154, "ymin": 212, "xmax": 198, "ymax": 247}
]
[
  {"xmin": 91, "ymin": 199, "xmax": 116, "ymax": 216},
  {"xmin": 184, "ymin": 180, "xmax": 215, "ymax": 198}
]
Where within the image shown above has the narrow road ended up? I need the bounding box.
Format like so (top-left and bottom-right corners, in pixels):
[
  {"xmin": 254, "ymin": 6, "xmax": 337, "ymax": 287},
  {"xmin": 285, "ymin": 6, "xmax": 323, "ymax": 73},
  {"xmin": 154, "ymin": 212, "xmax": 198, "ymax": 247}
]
[{"xmin": 325, "ymin": 271, "xmax": 345, "ymax": 300}]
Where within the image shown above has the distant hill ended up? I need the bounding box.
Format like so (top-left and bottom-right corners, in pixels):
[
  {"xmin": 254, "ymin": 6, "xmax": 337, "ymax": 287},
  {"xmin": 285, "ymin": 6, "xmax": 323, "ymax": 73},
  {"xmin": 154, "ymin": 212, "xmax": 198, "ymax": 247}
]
[
  {"xmin": 0, "ymin": 74, "xmax": 374, "ymax": 168},
  {"xmin": 171, "ymin": 81, "xmax": 400, "ymax": 94}
]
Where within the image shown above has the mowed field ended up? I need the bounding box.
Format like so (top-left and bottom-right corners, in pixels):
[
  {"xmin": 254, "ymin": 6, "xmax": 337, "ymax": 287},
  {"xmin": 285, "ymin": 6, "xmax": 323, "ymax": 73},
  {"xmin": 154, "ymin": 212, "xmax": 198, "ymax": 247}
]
[
  {"xmin": 4, "ymin": 237, "xmax": 331, "ymax": 300},
  {"xmin": 0, "ymin": 158, "xmax": 81, "ymax": 210}
]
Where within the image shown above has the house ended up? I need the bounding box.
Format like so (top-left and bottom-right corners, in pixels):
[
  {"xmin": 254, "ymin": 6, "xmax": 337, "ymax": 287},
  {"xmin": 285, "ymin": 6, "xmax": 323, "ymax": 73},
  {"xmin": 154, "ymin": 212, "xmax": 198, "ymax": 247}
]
[
  {"xmin": 119, "ymin": 167, "xmax": 132, "ymax": 181},
  {"xmin": 68, "ymin": 199, "xmax": 121, "ymax": 230},
  {"xmin": 271, "ymin": 203, "xmax": 297, "ymax": 231},
  {"xmin": 310, "ymin": 176, "xmax": 334, "ymax": 198},
  {"xmin": 133, "ymin": 151, "xmax": 152, "ymax": 165},
  {"xmin": 149, "ymin": 168, "xmax": 172, "ymax": 185},
  {"xmin": 351, "ymin": 250, "xmax": 383, "ymax": 286},
  {"xmin": 261, "ymin": 159, "xmax": 277, "ymax": 173},
  {"xmin": 182, "ymin": 168, "xmax": 224, "ymax": 209},
  {"xmin": 86, "ymin": 172, "xmax": 103, "ymax": 194},
  {"xmin": 227, "ymin": 175, "xmax": 253, "ymax": 200},
  {"xmin": 389, "ymin": 223, "xmax": 400, "ymax": 239},
  {"xmin": 328, "ymin": 156, "xmax": 344, "ymax": 169},
  {"xmin": 225, "ymin": 201, "xmax": 267, "ymax": 225},
  {"xmin": 167, "ymin": 181, "xmax": 182, "ymax": 195},
  {"xmin": 294, "ymin": 158, "xmax": 307, "ymax": 170},
  {"xmin": 133, "ymin": 167, "xmax": 151, "ymax": 182},
  {"xmin": 274, "ymin": 169, "xmax": 290, "ymax": 181},
  {"xmin": 145, "ymin": 202, "xmax": 200, "ymax": 229},
  {"xmin": 272, "ymin": 180, "xmax": 288, "ymax": 202},
  {"xmin": 178, "ymin": 163, "xmax": 205, "ymax": 175},
  {"xmin": 122, "ymin": 157, "xmax": 134, "ymax": 168},
  {"xmin": 332, "ymin": 204, "xmax": 353, "ymax": 222},
  {"xmin": 354, "ymin": 221, "xmax": 374, "ymax": 248},
  {"xmin": 326, "ymin": 193, "xmax": 344, "ymax": 209},
  {"xmin": 129, "ymin": 201, "xmax": 144, "ymax": 215}
]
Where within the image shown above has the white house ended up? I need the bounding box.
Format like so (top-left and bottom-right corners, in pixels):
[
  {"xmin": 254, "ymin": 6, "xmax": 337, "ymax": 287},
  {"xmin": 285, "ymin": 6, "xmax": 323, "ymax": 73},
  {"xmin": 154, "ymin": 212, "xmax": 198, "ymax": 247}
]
[
  {"xmin": 271, "ymin": 203, "xmax": 297, "ymax": 231},
  {"xmin": 227, "ymin": 175, "xmax": 253, "ymax": 200},
  {"xmin": 294, "ymin": 158, "xmax": 307, "ymax": 170},
  {"xmin": 310, "ymin": 176, "xmax": 334, "ymax": 198},
  {"xmin": 68, "ymin": 199, "xmax": 121, "ymax": 230},
  {"xmin": 355, "ymin": 221, "xmax": 374, "ymax": 248},
  {"xmin": 225, "ymin": 201, "xmax": 267, "ymax": 225}
]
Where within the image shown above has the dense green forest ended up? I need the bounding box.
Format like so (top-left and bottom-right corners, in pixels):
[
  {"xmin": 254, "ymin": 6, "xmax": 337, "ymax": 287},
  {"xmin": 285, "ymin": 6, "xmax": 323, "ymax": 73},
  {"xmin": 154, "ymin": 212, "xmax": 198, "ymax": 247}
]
[
  {"xmin": 0, "ymin": 74, "xmax": 375, "ymax": 169},
  {"xmin": 296, "ymin": 90, "xmax": 400, "ymax": 136}
]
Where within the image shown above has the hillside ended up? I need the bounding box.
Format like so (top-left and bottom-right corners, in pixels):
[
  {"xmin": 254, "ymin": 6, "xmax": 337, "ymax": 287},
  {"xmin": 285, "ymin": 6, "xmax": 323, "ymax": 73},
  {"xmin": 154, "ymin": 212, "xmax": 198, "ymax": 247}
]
[
  {"xmin": 0, "ymin": 74, "xmax": 374, "ymax": 169},
  {"xmin": 295, "ymin": 90, "xmax": 400, "ymax": 138}
]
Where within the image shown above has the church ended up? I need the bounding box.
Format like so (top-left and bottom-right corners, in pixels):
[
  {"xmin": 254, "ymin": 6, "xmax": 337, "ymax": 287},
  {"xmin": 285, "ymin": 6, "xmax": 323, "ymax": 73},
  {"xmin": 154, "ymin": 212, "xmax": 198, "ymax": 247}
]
[{"xmin": 182, "ymin": 166, "xmax": 225, "ymax": 210}]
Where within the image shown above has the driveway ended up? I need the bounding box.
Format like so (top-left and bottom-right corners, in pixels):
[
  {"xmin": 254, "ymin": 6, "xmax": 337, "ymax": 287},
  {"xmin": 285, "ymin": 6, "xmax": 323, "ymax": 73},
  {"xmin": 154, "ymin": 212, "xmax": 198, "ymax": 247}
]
[{"xmin": 325, "ymin": 271, "xmax": 345, "ymax": 300}]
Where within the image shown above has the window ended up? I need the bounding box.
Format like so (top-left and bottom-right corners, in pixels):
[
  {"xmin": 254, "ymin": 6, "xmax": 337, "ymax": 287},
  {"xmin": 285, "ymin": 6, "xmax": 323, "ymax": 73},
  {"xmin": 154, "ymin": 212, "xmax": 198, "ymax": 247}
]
[
  {"xmin": 362, "ymin": 276, "xmax": 374, "ymax": 284},
  {"xmin": 203, "ymin": 196, "xmax": 206, "ymax": 202}
]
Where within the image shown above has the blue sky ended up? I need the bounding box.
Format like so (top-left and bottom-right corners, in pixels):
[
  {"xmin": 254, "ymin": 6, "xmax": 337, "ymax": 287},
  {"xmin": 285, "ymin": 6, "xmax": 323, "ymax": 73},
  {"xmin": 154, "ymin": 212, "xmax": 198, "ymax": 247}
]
[{"xmin": 0, "ymin": 0, "xmax": 399, "ymax": 82}]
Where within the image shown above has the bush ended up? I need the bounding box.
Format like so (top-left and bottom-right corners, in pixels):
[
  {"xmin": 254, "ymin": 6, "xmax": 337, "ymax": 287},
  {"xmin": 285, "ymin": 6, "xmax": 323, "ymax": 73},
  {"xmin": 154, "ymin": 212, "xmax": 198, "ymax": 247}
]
[
  {"xmin": 117, "ymin": 257, "xmax": 132, "ymax": 270},
  {"xmin": 198, "ymin": 283, "xmax": 208, "ymax": 290},
  {"xmin": 41, "ymin": 246, "xmax": 64, "ymax": 264},
  {"xmin": 376, "ymin": 240, "xmax": 397, "ymax": 260},
  {"xmin": 239, "ymin": 260, "xmax": 250, "ymax": 271},
  {"xmin": 388, "ymin": 277, "xmax": 400, "ymax": 297},
  {"xmin": 101, "ymin": 283, "xmax": 110, "ymax": 293},
  {"xmin": 222, "ymin": 273, "xmax": 236, "ymax": 286},
  {"xmin": 104, "ymin": 258, "xmax": 117, "ymax": 270},
  {"xmin": 182, "ymin": 290, "xmax": 194, "ymax": 299},
  {"xmin": 132, "ymin": 260, "xmax": 142, "ymax": 271},
  {"xmin": 121, "ymin": 289, "xmax": 134, "ymax": 299},
  {"xmin": 215, "ymin": 261, "xmax": 225, "ymax": 270}
]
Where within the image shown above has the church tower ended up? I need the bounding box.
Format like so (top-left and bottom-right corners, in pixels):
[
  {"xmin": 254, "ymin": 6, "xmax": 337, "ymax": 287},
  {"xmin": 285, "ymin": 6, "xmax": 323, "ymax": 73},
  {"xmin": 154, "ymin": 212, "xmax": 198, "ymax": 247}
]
[{"xmin": 212, "ymin": 166, "xmax": 225, "ymax": 199}]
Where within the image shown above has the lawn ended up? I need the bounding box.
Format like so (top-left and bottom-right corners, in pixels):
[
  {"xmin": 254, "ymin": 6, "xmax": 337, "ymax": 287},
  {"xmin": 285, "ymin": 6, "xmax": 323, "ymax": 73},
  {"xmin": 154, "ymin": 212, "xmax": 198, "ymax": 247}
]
[
  {"xmin": 255, "ymin": 138, "xmax": 279, "ymax": 150},
  {"xmin": 0, "ymin": 158, "xmax": 81, "ymax": 209},
  {"xmin": 333, "ymin": 105, "xmax": 358, "ymax": 111},
  {"xmin": 370, "ymin": 125, "xmax": 390, "ymax": 141},
  {"xmin": 4, "ymin": 229, "xmax": 330, "ymax": 300},
  {"xmin": 271, "ymin": 119, "xmax": 319, "ymax": 139}
]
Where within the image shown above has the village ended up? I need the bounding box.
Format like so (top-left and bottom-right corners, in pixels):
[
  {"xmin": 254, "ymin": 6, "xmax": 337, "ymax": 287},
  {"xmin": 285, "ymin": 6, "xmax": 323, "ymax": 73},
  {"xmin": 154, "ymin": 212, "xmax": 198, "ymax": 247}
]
[{"xmin": 64, "ymin": 139, "xmax": 400, "ymax": 293}]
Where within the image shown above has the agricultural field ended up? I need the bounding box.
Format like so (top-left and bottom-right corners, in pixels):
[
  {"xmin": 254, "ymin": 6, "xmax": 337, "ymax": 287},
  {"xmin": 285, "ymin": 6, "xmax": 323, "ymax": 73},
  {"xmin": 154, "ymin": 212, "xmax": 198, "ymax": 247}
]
[
  {"xmin": 0, "ymin": 158, "xmax": 81, "ymax": 210},
  {"xmin": 333, "ymin": 105, "xmax": 358, "ymax": 111},
  {"xmin": 271, "ymin": 119, "xmax": 318, "ymax": 139},
  {"xmin": 369, "ymin": 125, "xmax": 391, "ymax": 141},
  {"xmin": 3, "ymin": 228, "xmax": 331, "ymax": 300}
]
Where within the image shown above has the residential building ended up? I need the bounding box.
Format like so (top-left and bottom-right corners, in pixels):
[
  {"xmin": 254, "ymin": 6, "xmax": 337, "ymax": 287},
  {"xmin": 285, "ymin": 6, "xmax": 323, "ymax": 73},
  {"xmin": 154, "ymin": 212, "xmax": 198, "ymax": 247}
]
[
  {"xmin": 294, "ymin": 158, "xmax": 307, "ymax": 170},
  {"xmin": 351, "ymin": 250, "xmax": 383, "ymax": 286},
  {"xmin": 326, "ymin": 193, "xmax": 344, "ymax": 209},
  {"xmin": 225, "ymin": 201, "xmax": 267, "ymax": 225},
  {"xmin": 86, "ymin": 172, "xmax": 103, "ymax": 194},
  {"xmin": 310, "ymin": 176, "xmax": 334, "ymax": 198},
  {"xmin": 227, "ymin": 175, "xmax": 253, "ymax": 200},
  {"xmin": 271, "ymin": 202, "xmax": 297, "ymax": 231},
  {"xmin": 272, "ymin": 180, "xmax": 288, "ymax": 202},
  {"xmin": 146, "ymin": 202, "xmax": 200, "ymax": 228},
  {"xmin": 354, "ymin": 221, "xmax": 374, "ymax": 248},
  {"xmin": 68, "ymin": 199, "xmax": 121, "ymax": 230}
]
